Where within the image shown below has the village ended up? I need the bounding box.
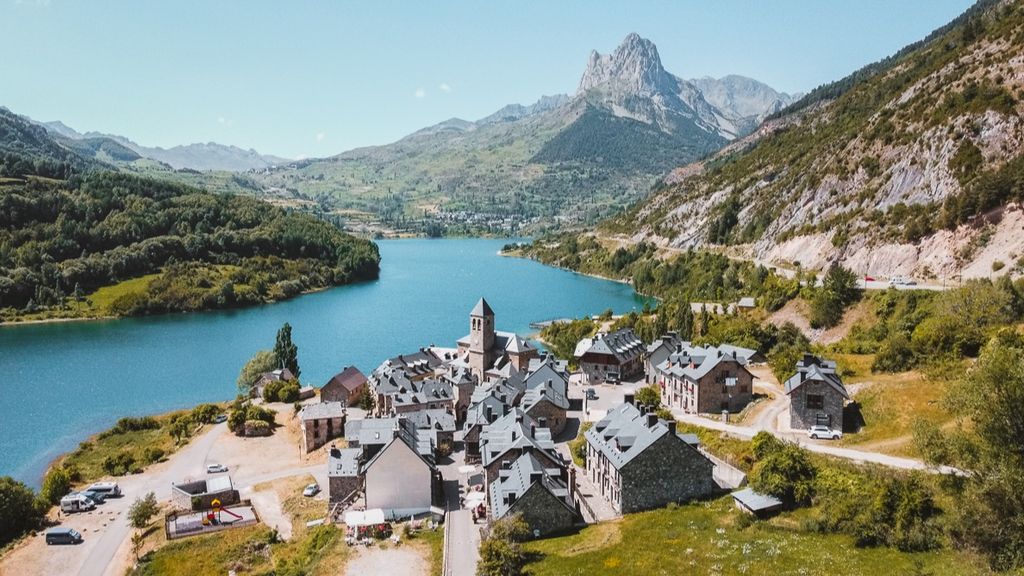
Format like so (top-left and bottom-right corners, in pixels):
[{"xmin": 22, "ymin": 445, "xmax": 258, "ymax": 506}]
[{"xmin": 5, "ymin": 297, "xmax": 945, "ymax": 576}]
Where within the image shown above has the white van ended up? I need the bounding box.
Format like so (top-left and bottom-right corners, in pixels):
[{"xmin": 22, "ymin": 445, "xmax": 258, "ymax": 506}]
[
  {"xmin": 86, "ymin": 482, "xmax": 122, "ymax": 498},
  {"xmin": 60, "ymin": 493, "xmax": 96, "ymax": 513}
]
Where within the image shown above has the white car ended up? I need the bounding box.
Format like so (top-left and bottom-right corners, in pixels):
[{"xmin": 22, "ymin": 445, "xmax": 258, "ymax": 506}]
[
  {"xmin": 207, "ymin": 464, "xmax": 228, "ymax": 473},
  {"xmin": 807, "ymin": 425, "xmax": 842, "ymax": 440},
  {"xmin": 302, "ymin": 483, "xmax": 320, "ymax": 497}
]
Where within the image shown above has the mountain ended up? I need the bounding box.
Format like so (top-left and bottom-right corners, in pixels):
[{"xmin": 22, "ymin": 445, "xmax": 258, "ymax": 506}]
[
  {"xmin": 252, "ymin": 33, "xmax": 792, "ymax": 233},
  {"xmin": 598, "ymin": 0, "xmax": 1021, "ymax": 281},
  {"xmin": 34, "ymin": 119, "xmax": 288, "ymax": 172},
  {"xmin": 0, "ymin": 107, "xmax": 94, "ymax": 177}
]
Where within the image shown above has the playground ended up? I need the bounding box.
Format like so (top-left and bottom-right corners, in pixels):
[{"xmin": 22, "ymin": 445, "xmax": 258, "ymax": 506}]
[{"xmin": 165, "ymin": 503, "xmax": 260, "ymax": 540}]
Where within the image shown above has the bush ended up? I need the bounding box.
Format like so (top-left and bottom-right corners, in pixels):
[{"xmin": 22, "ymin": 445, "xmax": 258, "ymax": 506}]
[
  {"xmin": 569, "ymin": 423, "xmax": 593, "ymax": 467},
  {"xmin": 478, "ymin": 514, "xmax": 530, "ymax": 576},
  {"xmin": 101, "ymin": 416, "xmax": 159, "ymax": 438},
  {"xmin": 227, "ymin": 401, "xmax": 276, "ymax": 435},
  {"xmin": 853, "ymin": 474, "xmax": 942, "ymax": 552},
  {"xmin": 128, "ymin": 492, "xmax": 160, "ymax": 529},
  {"xmin": 189, "ymin": 403, "xmax": 220, "ymax": 424},
  {"xmin": 244, "ymin": 420, "xmax": 272, "ymax": 437},
  {"xmin": 142, "ymin": 447, "xmax": 165, "ymax": 464},
  {"xmin": 871, "ymin": 333, "xmax": 915, "ymax": 372},
  {"xmin": 748, "ymin": 443, "xmax": 817, "ymax": 506},
  {"xmin": 102, "ymin": 452, "xmax": 137, "ymax": 476},
  {"xmin": 751, "ymin": 431, "xmax": 785, "ymax": 460},
  {"xmin": 39, "ymin": 467, "xmax": 72, "ymax": 505},
  {"xmin": 634, "ymin": 385, "xmax": 662, "ymax": 410},
  {"xmin": 0, "ymin": 476, "xmax": 45, "ymax": 547}
]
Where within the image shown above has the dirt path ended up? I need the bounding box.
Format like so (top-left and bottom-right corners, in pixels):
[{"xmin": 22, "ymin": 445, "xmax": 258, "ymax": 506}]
[{"xmin": 345, "ymin": 545, "xmax": 428, "ymax": 576}]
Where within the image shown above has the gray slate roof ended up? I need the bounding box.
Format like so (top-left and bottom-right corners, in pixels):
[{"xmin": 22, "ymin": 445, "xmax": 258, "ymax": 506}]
[
  {"xmin": 345, "ymin": 417, "xmax": 399, "ymax": 446},
  {"xmin": 574, "ymin": 328, "xmax": 644, "ymax": 362},
  {"xmin": 471, "ymin": 297, "xmax": 494, "ymax": 317},
  {"xmin": 299, "ymin": 401, "xmax": 345, "ymax": 421},
  {"xmin": 731, "ymin": 487, "xmax": 784, "ymax": 511},
  {"xmin": 654, "ymin": 344, "xmax": 755, "ymax": 382},
  {"xmin": 783, "ymin": 355, "xmax": 849, "ymax": 399},
  {"xmin": 586, "ymin": 402, "xmax": 704, "ymax": 470},
  {"xmin": 489, "ymin": 451, "xmax": 573, "ymax": 520},
  {"xmin": 480, "ymin": 408, "xmax": 561, "ymax": 468}
]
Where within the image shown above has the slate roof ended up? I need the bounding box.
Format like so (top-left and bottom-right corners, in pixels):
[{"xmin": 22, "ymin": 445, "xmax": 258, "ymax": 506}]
[
  {"xmin": 258, "ymin": 368, "xmax": 295, "ymax": 384},
  {"xmin": 586, "ymin": 403, "xmax": 706, "ymax": 470},
  {"xmin": 731, "ymin": 487, "xmax": 784, "ymax": 512},
  {"xmin": 374, "ymin": 349, "xmax": 442, "ymax": 380},
  {"xmin": 480, "ymin": 408, "xmax": 561, "ymax": 468},
  {"xmin": 653, "ymin": 343, "xmax": 758, "ymax": 382},
  {"xmin": 345, "ymin": 417, "xmax": 399, "ymax": 446},
  {"xmin": 403, "ymin": 409, "xmax": 456, "ymax": 433},
  {"xmin": 363, "ymin": 427, "xmax": 436, "ymax": 472},
  {"xmin": 783, "ymin": 355, "xmax": 849, "ymax": 399},
  {"xmin": 392, "ymin": 378, "xmax": 455, "ymax": 409},
  {"xmin": 489, "ymin": 451, "xmax": 573, "ymax": 520},
  {"xmin": 328, "ymin": 447, "xmax": 361, "ymax": 478},
  {"xmin": 521, "ymin": 378, "xmax": 570, "ymax": 412},
  {"xmin": 574, "ymin": 329, "xmax": 644, "ymax": 362},
  {"xmin": 324, "ymin": 366, "xmax": 368, "ymax": 393},
  {"xmin": 299, "ymin": 401, "xmax": 345, "ymax": 421},
  {"xmin": 471, "ymin": 298, "xmax": 494, "ymax": 317}
]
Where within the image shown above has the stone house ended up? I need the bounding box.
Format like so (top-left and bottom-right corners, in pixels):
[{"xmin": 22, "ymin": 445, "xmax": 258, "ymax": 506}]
[
  {"xmin": 574, "ymin": 328, "xmax": 645, "ymax": 384},
  {"xmin": 321, "ymin": 366, "xmax": 369, "ymax": 406},
  {"xmin": 328, "ymin": 446, "xmax": 362, "ymax": 504},
  {"xmin": 520, "ymin": 379, "xmax": 570, "ymax": 437},
  {"xmin": 784, "ymin": 354, "xmax": 849, "ymax": 430},
  {"xmin": 479, "ymin": 408, "xmax": 564, "ymax": 486},
  {"xmin": 645, "ymin": 332, "xmax": 682, "ymax": 384},
  {"xmin": 462, "ymin": 385, "xmax": 514, "ymax": 463},
  {"xmin": 298, "ymin": 401, "xmax": 346, "ymax": 453},
  {"xmin": 392, "ymin": 378, "xmax": 456, "ymax": 415},
  {"xmin": 402, "ymin": 409, "xmax": 457, "ymax": 457},
  {"xmin": 488, "ymin": 451, "xmax": 579, "ymax": 537},
  {"xmin": 363, "ymin": 431, "xmax": 439, "ymax": 519},
  {"xmin": 252, "ymin": 367, "xmax": 296, "ymax": 399},
  {"xmin": 585, "ymin": 400, "xmax": 717, "ymax": 514},
  {"xmin": 654, "ymin": 344, "xmax": 757, "ymax": 414}
]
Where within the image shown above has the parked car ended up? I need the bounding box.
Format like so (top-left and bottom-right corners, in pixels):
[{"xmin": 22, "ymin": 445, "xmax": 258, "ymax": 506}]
[
  {"xmin": 86, "ymin": 482, "xmax": 122, "ymax": 498},
  {"xmin": 302, "ymin": 483, "xmax": 320, "ymax": 497},
  {"xmin": 585, "ymin": 388, "xmax": 598, "ymax": 400},
  {"xmin": 207, "ymin": 464, "xmax": 228, "ymax": 473},
  {"xmin": 45, "ymin": 528, "xmax": 83, "ymax": 545},
  {"xmin": 59, "ymin": 494, "xmax": 95, "ymax": 513},
  {"xmin": 807, "ymin": 425, "xmax": 842, "ymax": 440},
  {"xmin": 80, "ymin": 489, "xmax": 107, "ymax": 504},
  {"xmin": 606, "ymin": 372, "xmax": 620, "ymax": 384},
  {"xmin": 213, "ymin": 414, "xmax": 228, "ymax": 424}
]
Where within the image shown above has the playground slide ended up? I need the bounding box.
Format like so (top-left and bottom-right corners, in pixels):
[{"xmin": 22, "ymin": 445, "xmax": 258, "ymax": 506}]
[{"xmin": 220, "ymin": 507, "xmax": 243, "ymax": 520}]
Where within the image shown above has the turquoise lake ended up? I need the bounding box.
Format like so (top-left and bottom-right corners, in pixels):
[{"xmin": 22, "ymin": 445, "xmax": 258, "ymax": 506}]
[{"xmin": 0, "ymin": 238, "xmax": 647, "ymax": 486}]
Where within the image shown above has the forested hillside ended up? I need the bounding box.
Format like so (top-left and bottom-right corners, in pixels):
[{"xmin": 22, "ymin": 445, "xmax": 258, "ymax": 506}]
[
  {"xmin": 0, "ymin": 169, "xmax": 379, "ymax": 321},
  {"xmin": 601, "ymin": 0, "xmax": 1024, "ymax": 281}
]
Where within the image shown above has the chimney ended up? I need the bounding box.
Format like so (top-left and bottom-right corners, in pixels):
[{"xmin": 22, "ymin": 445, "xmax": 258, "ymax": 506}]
[
  {"xmin": 515, "ymin": 413, "xmax": 523, "ymax": 424},
  {"xmin": 676, "ymin": 343, "xmax": 682, "ymax": 352},
  {"xmin": 646, "ymin": 413, "xmax": 658, "ymax": 428},
  {"xmin": 330, "ymin": 446, "xmax": 340, "ymax": 458},
  {"xmin": 803, "ymin": 353, "xmax": 817, "ymax": 366},
  {"xmin": 667, "ymin": 421, "xmax": 676, "ymax": 435},
  {"xmin": 530, "ymin": 472, "xmax": 543, "ymax": 485},
  {"xmin": 530, "ymin": 424, "xmax": 536, "ymax": 438},
  {"xmin": 624, "ymin": 393, "xmax": 635, "ymax": 406},
  {"xmin": 485, "ymin": 405, "xmax": 493, "ymax": 421}
]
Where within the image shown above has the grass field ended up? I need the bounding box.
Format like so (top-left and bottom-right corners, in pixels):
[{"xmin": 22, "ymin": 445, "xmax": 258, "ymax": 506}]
[
  {"xmin": 524, "ymin": 497, "xmax": 993, "ymax": 576},
  {"xmin": 85, "ymin": 273, "xmax": 163, "ymax": 313},
  {"xmin": 832, "ymin": 353, "xmax": 958, "ymax": 457}
]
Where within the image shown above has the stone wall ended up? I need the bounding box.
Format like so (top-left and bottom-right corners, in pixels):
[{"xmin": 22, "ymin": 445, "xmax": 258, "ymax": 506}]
[
  {"xmin": 505, "ymin": 483, "xmax": 579, "ymax": 537},
  {"xmin": 301, "ymin": 415, "xmax": 345, "ymax": 453},
  {"xmin": 788, "ymin": 380, "xmax": 845, "ymax": 430},
  {"xmin": 329, "ymin": 475, "xmax": 362, "ymax": 504},
  {"xmin": 525, "ymin": 400, "xmax": 567, "ymax": 437},
  {"xmin": 695, "ymin": 360, "xmax": 754, "ymax": 414},
  {"xmin": 619, "ymin": 434, "xmax": 717, "ymax": 514}
]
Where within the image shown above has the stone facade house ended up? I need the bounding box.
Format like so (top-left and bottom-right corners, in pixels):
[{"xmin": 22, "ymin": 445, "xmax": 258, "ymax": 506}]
[
  {"xmin": 654, "ymin": 344, "xmax": 757, "ymax": 414},
  {"xmin": 784, "ymin": 355, "xmax": 849, "ymax": 430},
  {"xmin": 252, "ymin": 368, "xmax": 296, "ymax": 399},
  {"xmin": 645, "ymin": 332, "xmax": 682, "ymax": 384},
  {"xmin": 402, "ymin": 409, "xmax": 457, "ymax": 457},
  {"xmin": 520, "ymin": 379, "xmax": 570, "ymax": 437},
  {"xmin": 321, "ymin": 366, "xmax": 369, "ymax": 406},
  {"xmin": 479, "ymin": 408, "xmax": 564, "ymax": 486},
  {"xmin": 328, "ymin": 446, "xmax": 362, "ymax": 504},
  {"xmin": 345, "ymin": 417, "xmax": 400, "ymax": 460},
  {"xmin": 392, "ymin": 378, "xmax": 456, "ymax": 415},
  {"xmin": 488, "ymin": 451, "xmax": 579, "ymax": 537},
  {"xmin": 298, "ymin": 401, "xmax": 346, "ymax": 453},
  {"xmin": 462, "ymin": 385, "xmax": 514, "ymax": 463},
  {"xmin": 585, "ymin": 400, "xmax": 717, "ymax": 514},
  {"xmin": 574, "ymin": 328, "xmax": 645, "ymax": 384}
]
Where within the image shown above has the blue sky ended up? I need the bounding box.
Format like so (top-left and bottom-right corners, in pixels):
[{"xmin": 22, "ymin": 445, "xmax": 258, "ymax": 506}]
[{"xmin": 0, "ymin": 0, "xmax": 974, "ymax": 159}]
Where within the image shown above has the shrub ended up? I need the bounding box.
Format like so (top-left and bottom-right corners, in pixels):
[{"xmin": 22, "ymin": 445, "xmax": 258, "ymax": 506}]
[
  {"xmin": 748, "ymin": 443, "xmax": 817, "ymax": 506},
  {"xmin": 0, "ymin": 476, "xmax": 44, "ymax": 547},
  {"xmin": 871, "ymin": 333, "xmax": 916, "ymax": 372},
  {"xmin": 102, "ymin": 452, "xmax": 137, "ymax": 476},
  {"xmin": 751, "ymin": 431, "xmax": 785, "ymax": 460},
  {"xmin": 190, "ymin": 403, "xmax": 220, "ymax": 424},
  {"xmin": 634, "ymin": 385, "xmax": 662, "ymax": 410},
  {"xmin": 128, "ymin": 492, "xmax": 160, "ymax": 529},
  {"xmin": 478, "ymin": 514, "xmax": 530, "ymax": 576},
  {"xmin": 39, "ymin": 467, "xmax": 72, "ymax": 505},
  {"xmin": 569, "ymin": 423, "xmax": 593, "ymax": 467},
  {"xmin": 244, "ymin": 420, "xmax": 272, "ymax": 437},
  {"xmin": 142, "ymin": 447, "xmax": 165, "ymax": 464}
]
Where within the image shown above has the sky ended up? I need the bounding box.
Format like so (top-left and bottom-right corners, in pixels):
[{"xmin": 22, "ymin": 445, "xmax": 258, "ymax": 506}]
[{"xmin": 0, "ymin": 0, "xmax": 975, "ymax": 159}]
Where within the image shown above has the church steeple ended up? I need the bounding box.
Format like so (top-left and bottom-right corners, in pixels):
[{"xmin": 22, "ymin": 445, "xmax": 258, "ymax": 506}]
[{"xmin": 469, "ymin": 298, "xmax": 495, "ymax": 377}]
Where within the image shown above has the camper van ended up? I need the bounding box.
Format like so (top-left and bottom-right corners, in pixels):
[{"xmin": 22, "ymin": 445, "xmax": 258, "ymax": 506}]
[
  {"xmin": 45, "ymin": 528, "xmax": 83, "ymax": 545},
  {"xmin": 60, "ymin": 493, "xmax": 96, "ymax": 513},
  {"xmin": 86, "ymin": 482, "xmax": 122, "ymax": 498}
]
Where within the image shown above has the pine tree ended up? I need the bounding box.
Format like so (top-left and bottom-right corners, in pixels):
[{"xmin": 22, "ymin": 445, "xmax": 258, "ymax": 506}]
[{"xmin": 274, "ymin": 322, "xmax": 300, "ymax": 380}]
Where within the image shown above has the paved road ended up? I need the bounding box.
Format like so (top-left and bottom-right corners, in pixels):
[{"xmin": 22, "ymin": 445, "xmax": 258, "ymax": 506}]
[
  {"xmin": 82, "ymin": 422, "xmax": 228, "ymax": 576},
  {"xmin": 438, "ymin": 439, "xmax": 480, "ymax": 576}
]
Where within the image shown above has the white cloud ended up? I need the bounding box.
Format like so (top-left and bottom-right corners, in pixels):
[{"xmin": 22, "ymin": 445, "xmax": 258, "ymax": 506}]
[
  {"xmin": 439, "ymin": 83, "xmax": 452, "ymax": 93},
  {"xmin": 315, "ymin": 132, "xmax": 325, "ymax": 142},
  {"xmin": 414, "ymin": 88, "xmax": 426, "ymax": 99}
]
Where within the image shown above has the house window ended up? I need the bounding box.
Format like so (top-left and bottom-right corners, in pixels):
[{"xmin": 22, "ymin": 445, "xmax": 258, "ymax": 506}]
[{"xmin": 806, "ymin": 394, "xmax": 824, "ymax": 410}]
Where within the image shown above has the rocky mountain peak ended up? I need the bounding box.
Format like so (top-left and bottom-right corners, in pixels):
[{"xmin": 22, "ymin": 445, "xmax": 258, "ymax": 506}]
[{"xmin": 578, "ymin": 33, "xmax": 674, "ymax": 96}]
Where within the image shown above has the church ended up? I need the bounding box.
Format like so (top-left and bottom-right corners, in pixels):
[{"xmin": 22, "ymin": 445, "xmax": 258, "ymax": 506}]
[{"xmin": 456, "ymin": 298, "xmax": 538, "ymax": 380}]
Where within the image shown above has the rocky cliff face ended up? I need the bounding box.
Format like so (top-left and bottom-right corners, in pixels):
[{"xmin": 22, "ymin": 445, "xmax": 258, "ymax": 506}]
[{"xmin": 604, "ymin": 1, "xmax": 1024, "ymax": 281}]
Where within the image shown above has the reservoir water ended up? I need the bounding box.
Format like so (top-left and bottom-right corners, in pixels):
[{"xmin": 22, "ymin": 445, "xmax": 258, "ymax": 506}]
[{"xmin": 0, "ymin": 238, "xmax": 647, "ymax": 486}]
